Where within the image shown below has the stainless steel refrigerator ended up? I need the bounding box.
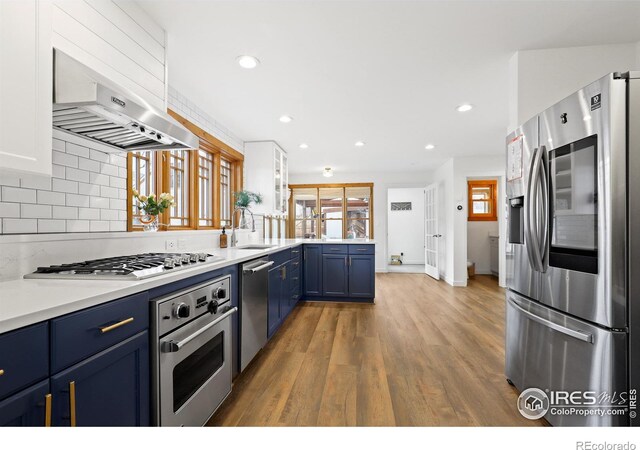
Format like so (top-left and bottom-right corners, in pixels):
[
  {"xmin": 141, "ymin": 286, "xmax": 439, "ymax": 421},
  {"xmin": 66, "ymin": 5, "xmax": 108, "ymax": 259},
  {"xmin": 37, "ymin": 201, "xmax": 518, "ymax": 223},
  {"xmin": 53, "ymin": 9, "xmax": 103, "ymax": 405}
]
[{"xmin": 505, "ymin": 71, "xmax": 640, "ymax": 426}]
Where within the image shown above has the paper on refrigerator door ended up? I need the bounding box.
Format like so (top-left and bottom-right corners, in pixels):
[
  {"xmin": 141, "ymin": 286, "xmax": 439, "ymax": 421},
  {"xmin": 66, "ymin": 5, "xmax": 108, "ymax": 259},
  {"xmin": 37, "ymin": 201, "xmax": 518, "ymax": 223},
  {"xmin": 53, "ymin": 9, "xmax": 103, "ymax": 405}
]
[{"xmin": 507, "ymin": 135, "xmax": 524, "ymax": 181}]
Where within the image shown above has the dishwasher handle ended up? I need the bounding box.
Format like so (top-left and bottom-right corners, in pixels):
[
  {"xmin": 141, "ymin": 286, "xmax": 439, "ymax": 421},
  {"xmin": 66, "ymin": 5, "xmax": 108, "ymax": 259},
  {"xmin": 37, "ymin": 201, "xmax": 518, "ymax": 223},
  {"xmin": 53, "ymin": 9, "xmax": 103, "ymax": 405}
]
[{"xmin": 243, "ymin": 260, "xmax": 274, "ymax": 274}]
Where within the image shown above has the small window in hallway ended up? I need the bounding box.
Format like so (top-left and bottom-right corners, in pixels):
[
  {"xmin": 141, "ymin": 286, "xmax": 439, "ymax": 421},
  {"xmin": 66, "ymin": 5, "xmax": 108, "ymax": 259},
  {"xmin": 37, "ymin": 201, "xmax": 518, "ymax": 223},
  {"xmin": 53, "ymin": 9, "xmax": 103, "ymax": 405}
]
[{"xmin": 468, "ymin": 179, "xmax": 497, "ymax": 221}]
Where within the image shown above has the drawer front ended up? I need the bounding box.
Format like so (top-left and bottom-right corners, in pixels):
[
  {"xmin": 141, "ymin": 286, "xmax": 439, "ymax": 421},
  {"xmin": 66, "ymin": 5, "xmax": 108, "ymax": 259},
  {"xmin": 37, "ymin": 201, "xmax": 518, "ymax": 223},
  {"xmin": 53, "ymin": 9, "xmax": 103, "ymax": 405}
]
[
  {"xmin": 0, "ymin": 322, "xmax": 49, "ymax": 401},
  {"xmin": 322, "ymin": 245, "xmax": 348, "ymax": 254},
  {"xmin": 290, "ymin": 256, "xmax": 301, "ymax": 272},
  {"xmin": 290, "ymin": 246, "xmax": 302, "ymax": 259},
  {"xmin": 269, "ymin": 248, "xmax": 292, "ymax": 267},
  {"xmin": 290, "ymin": 266, "xmax": 301, "ymax": 294},
  {"xmin": 348, "ymin": 244, "xmax": 374, "ymax": 255},
  {"xmin": 51, "ymin": 292, "xmax": 149, "ymax": 373}
]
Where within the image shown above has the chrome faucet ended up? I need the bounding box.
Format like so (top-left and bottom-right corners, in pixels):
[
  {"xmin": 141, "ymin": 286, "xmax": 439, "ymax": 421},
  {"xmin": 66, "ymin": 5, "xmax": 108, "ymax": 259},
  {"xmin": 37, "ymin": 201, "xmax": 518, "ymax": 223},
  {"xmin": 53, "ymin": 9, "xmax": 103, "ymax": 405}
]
[{"xmin": 230, "ymin": 206, "xmax": 255, "ymax": 247}]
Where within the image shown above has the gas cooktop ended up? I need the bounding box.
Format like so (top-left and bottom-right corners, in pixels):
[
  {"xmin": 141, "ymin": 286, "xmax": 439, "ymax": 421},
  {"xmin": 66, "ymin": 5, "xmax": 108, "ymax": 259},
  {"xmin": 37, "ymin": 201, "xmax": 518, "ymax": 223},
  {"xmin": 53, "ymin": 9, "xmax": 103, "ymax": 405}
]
[{"xmin": 24, "ymin": 252, "xmax": 225, "ymax": 281}]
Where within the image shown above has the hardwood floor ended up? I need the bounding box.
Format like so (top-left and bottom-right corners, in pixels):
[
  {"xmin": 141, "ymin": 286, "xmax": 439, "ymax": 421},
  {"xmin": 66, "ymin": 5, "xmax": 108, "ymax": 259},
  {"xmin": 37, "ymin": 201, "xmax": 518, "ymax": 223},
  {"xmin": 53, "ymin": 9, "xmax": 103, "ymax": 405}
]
[{"xmin": 208, "ymin": 274, "xmax": 544, "ymax": 426}]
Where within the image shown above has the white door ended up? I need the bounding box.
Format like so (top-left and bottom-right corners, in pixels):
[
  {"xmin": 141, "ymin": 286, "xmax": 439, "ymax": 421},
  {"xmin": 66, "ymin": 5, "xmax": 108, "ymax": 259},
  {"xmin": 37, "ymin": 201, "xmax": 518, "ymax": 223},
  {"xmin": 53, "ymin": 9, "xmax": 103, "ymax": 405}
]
[{"xmin": 424, "ymin": 183, "xmax": 440, "ymax": 280}]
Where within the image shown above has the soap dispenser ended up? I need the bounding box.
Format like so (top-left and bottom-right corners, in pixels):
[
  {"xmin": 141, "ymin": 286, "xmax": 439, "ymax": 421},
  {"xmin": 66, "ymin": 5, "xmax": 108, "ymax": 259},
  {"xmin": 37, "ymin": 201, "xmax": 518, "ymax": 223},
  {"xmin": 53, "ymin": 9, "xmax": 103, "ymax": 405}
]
[{"xmin": 220, "ymin": 227, "xmax": 228, "ymax": 248}]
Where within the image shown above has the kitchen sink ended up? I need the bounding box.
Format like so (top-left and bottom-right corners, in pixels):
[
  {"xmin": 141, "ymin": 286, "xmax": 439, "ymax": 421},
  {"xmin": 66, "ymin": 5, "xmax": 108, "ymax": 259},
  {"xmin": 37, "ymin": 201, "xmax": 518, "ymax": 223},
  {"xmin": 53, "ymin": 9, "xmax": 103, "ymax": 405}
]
[{"xmin": 234, "ymin": 245, "xmax": 277, "ymax": 250}]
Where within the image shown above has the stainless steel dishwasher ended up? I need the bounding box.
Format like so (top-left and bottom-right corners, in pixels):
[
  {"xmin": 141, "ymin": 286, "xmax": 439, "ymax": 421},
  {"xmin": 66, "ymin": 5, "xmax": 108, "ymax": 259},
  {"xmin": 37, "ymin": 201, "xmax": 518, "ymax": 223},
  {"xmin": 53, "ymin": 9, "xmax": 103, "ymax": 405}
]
[{"xmin": 240, "ymin": 258, "xmax": 274, "ymax": 371}]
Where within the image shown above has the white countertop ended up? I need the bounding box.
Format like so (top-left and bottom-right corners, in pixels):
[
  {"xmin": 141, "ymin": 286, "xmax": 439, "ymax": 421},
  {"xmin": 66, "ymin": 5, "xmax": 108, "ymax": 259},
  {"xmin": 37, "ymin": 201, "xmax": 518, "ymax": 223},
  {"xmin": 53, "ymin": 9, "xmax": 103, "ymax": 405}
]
[{"xmin": 0, "ymin": 238, "xmax": 375, "ymax": 333}]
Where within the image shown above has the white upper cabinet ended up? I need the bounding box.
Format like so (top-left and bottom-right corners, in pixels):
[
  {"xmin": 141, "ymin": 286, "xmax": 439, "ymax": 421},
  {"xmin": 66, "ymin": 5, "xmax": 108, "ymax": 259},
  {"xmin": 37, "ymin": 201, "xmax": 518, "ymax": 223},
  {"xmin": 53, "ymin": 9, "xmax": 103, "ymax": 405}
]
[
  {"xmin": 244, "ymin": 141, "xmax": 289, "ymax": 215},
  {"xmin": 0, "ymin": 0, "xmax": 53, "ymax": 177}
]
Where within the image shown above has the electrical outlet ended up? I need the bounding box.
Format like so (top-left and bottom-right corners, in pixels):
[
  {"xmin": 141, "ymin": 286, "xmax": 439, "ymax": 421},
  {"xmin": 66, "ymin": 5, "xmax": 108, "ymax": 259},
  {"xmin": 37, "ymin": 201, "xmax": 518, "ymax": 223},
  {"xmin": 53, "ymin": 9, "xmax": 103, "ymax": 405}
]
[
  {"xmin": 165, "ymin": 239, "xmax": 177, "ymax": 251},
  {"xmin": 177, "ymin": 239, "xmax": 187, "ymax": 250}
]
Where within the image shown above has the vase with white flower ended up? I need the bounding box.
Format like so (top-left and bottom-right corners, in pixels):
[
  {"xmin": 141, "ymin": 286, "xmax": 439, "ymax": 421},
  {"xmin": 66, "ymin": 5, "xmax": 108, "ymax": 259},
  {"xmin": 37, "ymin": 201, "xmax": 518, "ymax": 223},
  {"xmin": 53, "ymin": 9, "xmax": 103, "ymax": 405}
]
[{"xmin": 132, "ymin": 189, "xmax": 175, "ymax": 232}]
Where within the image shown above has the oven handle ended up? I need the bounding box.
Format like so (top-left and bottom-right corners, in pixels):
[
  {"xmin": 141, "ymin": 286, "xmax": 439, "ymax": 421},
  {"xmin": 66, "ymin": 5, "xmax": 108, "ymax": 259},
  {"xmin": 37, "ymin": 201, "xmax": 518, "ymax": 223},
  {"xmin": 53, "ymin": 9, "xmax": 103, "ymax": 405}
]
[{"xmin": 162, "ymin": 307, "xmax": 238, "ymax": 353}]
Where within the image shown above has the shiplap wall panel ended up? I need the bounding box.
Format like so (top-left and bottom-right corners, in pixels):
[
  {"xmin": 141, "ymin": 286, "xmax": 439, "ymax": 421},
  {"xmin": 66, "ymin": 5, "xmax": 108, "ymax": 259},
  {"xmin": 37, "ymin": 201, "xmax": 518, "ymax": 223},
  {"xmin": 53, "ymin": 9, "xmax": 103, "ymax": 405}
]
[
  {"xmin": 84, "ymin": 0, "xmax": 165, "ymax": 62},
  {"xmin": 112, "ymin": 0, "xmax": 165, "ymax": 46},
  {"xmin": 52, "ymin": 0, "xmax": 166, "ymax": 111},
  {"xmin": 55, "ymin": 1, "xmax": 165, "ymax": 80}
]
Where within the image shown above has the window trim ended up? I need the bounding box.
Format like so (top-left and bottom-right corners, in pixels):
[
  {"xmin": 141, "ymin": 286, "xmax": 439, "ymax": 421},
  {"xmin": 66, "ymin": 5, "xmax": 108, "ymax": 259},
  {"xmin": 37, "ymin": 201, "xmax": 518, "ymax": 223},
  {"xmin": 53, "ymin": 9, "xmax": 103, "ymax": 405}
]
[
  {"xmin": 127, "ymin": 110, "xmax": 244, "ymax": 231},
  {"xmin": 467, "ymin": 179, "xmax": 498, "ymax": 222},
  {"xmin": 288, "ymin": 183, "xmax": 374, "ymax": 239}
]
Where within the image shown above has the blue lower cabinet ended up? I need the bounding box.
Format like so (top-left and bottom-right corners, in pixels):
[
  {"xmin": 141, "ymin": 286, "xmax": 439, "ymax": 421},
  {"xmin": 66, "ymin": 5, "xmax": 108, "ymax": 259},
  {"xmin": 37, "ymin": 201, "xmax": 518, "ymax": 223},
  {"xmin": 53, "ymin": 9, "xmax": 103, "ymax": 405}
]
[
  {"xmin": 51, "ymin": 331, "xmax": 149, "ymax": 426},
  {"xmin": 303, "ymin": 245, "xmax": 322, "ymax": 296},
  {"xmin": 268, "ymin": 264, "xmax": 283, "ymax": 338},
  {"xmin": 348, "ymin": 255, "xmax": 375, "ymax": 298},
  {"xmin": 322, "ymin": 254, "xmax": 349, "ymax": 297},
  {"xmin": 0, "ymin": 380, "xmax": 50, "ymax": 426},
  {"xmin": 280, "ymin": 261, "xmax": 292, "ymax": 319}
]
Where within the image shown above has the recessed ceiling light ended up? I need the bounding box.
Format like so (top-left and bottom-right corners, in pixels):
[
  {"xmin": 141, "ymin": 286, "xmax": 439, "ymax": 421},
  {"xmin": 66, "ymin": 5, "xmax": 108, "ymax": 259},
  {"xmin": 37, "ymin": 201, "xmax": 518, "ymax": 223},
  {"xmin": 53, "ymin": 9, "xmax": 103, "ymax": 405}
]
[
  {"xmin": 299, "ymin": 143, "xmax": 309, "ymax": 149},
  {"xmin": 425, "ymin": 144, "xmax": 436, "ymax": 150},
  {"xmin": 279, "ymin": 115, "xmax": 293, "ymax": 123},
  {"xmin": 456, "ymin": 104, "xmax": 473, "ymax": 112},
  {"xmin": 354, "ymin": 141, "xmax": 365, "ymax": 147},
  {"xmin": 237, "ymin": 55, "xmax": 260, "ymax": 69},
  {"xmin": 323, "ymin": 167, "xmax": 333, "ymax": 178}
]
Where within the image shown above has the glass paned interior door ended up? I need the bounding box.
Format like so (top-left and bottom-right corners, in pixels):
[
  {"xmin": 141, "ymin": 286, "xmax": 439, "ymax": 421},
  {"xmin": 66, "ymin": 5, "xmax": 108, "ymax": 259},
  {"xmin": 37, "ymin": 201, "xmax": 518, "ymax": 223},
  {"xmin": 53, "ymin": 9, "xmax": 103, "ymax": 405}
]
[
  {"xmin": 274, "ymin": 150, "xmax": 282, "ymax": 213},
  {"xmin": 294, "ymin": 188, "xmax": 318, "ymax": 238},
  {"xmin": 550, "ymin": 135, "xmax": 598, "ymax": 252},
  {"xmin": 281, "ymin": 153, "xmax": 288, "ymax": 213},
  {"xmin": 320, "ymin": 187, "xmax": 343, "ymax": 239},
  {"xmin": 346, "ymin": 186, "xmax": 370, "ymax": 239}
]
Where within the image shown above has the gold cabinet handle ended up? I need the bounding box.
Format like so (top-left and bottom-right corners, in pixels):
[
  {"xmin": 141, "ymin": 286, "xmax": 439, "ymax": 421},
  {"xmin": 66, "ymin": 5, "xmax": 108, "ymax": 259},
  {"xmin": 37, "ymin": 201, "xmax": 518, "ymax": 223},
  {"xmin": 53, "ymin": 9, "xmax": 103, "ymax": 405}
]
[
  {"xmin": 44, "ymin": 394, "xmax": 52, "ymax": 427},
  {"xmin": 100, "ymin": 317, "xmax": 134, "ymax": 333},
  {"xmin": 69, "ymin": 381, "xmax": 76, "ymax": 427},
  {"xmin": 0, "ymin": 369, "xmax": 4, "ymax": 376}
]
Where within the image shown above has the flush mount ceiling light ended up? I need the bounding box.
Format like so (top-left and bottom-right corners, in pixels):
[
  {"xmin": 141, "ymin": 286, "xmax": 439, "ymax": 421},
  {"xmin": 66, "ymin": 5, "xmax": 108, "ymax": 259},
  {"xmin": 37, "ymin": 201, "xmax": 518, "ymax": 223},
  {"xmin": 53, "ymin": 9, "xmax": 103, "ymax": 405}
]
[
  {"xmin": 456, "ymin": 103, "xmax": 473, "ymax": 112},
  {"xmin": 354, "ymin": 141, "xmax": 365, "ymax": 147},
  {"xmin": 425, "ymin": 144, "xmax": 436, "ymax": 150},
  {"xmin": 237, "ymin": 55, "xmax": 260, "ymax": 69},
  {"xmin": 323, "ymin": 167, "xmax": 333, "ymax": 177},
  {"xmin": 299, "ymin": 143, "xmax": 309, "ymax": 149},
  {"xmin": 279, "ymin": 115, "xmax": 293, "ymax": 123}
]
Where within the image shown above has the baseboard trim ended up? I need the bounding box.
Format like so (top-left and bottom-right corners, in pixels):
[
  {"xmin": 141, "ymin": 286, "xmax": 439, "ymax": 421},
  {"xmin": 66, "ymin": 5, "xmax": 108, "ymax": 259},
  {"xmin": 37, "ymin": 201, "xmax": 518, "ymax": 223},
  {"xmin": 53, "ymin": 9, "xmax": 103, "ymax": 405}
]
[{"xmin": 444, "ymin": 276, "xmax": 467, "ymax": 287}]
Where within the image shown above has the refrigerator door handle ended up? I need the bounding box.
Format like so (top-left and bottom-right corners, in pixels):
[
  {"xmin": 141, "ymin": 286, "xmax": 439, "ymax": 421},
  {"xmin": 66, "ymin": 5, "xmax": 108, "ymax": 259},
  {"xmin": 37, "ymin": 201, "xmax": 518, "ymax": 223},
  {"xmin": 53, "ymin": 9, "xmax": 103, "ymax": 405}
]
[
  {"xmin": 539, "ymin": 145, "xmax": 549, "ymax": 269},
  {"xmin": 525, "ymin": 146, "xmax": 541, "ymax": 271},
  {"xmin": 508, "ymin": 297, "xmax": 593, "ymax": 343},
  {"xmin": 529, "ymin": 145, "xmax": 545, "ymax": 271}
]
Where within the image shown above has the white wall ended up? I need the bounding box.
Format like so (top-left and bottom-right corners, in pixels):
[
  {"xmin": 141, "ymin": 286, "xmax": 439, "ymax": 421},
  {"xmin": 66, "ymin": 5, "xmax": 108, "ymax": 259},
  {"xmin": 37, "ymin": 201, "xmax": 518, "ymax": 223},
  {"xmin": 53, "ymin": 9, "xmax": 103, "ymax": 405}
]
[
  {"xmin": 467, "ymin": 220, "xmax": 499, "ymax": 275},
  {"xmin": 387, "ymin": 188, "xmax": 425, "ymax": 265},
  {"xmin": 51, "ymin": 0, "xmax": 167, "ymax": 111},
  {"xmin": 288, "ymin": 170, "xmax": 431, "ymax": 272},
  {"xmin": 508, "ymin": 42, "xmax": 640, "ymax": 130}
]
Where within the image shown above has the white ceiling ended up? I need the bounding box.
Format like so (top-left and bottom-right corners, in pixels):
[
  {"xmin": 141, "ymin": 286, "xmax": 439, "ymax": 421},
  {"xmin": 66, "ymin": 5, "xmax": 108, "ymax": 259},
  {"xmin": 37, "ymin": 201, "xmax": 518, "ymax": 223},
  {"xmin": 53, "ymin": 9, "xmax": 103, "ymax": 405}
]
[{"xmin": 138, "ymin": 0, "xmax": 640, "ymax": 175}]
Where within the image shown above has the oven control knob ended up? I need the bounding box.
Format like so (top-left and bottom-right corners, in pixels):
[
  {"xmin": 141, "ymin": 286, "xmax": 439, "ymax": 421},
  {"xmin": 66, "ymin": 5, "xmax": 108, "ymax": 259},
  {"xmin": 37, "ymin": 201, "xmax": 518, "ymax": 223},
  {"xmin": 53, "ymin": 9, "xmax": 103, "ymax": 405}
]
[
  {"xmin": 208, "ymin": 300, "xmax": 219, "ymax": 315},
  {"xmin": 214, "ymin": 287, "xmax": 227, "ymax": 300},
  {"xmin": 198, "ymin": 253, "xmax": 208, "ymax": 262},
  {"xmin": 189, "ymin": 253, "xmax": 198, "ymax": 263},
  {"xmin": 181, "ymin": 254, "xmax": 190, "ymax": 264},
  {"xmin": 163, "ymin": 258, "xmax": 175, "ymax": 269},
  {"xmin": 173, "ymin": 303, "xmax": 190, "ymax": 319}
]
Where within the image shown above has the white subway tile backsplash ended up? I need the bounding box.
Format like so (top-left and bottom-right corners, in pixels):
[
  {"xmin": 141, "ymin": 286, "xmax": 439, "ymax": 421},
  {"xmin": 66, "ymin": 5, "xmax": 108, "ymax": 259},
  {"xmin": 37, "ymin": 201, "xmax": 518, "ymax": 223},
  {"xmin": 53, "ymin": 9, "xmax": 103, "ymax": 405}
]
[
  {"xmin": 78, "ymin": 157, "xmax": 100, "ymax": 173},
  {"xmin": 65, "ymin": 167, "xmax": 90, "ymax": 183},
  {"xmin": 65, "ymin": 142, "xmax": 90, "ymax": 158},
  {"xmin": 109, "ymin": 154, "xmax": 127, "ymax": 168},
  {"xmin": 66, "ymin": 193, "xmax": 91, "ymax": 207},
  {"xmin": 0, "ymin": 173, "xmax": 21, "ymax": 187},
  {"xmin": 66, "ymin": 220, "xmax": 89, "ymax": 232},
  {"xmin": 89, "ymin": 172, "xmax": 110, "ymax": 186},
  {"xmin": 90, "ymin": 197, "xmax": 110, "ymax": 209},
  {"xmin": 118, "ymin": 210, "xmax": 128, "ymax": 221},
  {"xmin": 52, "ymin": 178, "xmax": 78, "ymax": 194},
  {"xmin": 89, "ymin": 149, "xmax": 110, "ymax": 163},
  {"xmin": 52, "ymin": 150, "xmax": 78, "ymax": 168},
  {"xmin": 3, "ymin": 218, "xmax": 37, "ymax": 234},
  {"xmin": 52, "ymin": 164, "xmax": 65, "ymax": 179},
  {"xmin": 110, "ymin": 198, "xmax": 127, "ymax": 210},
  {"xmin": 37, "ymin": 190, "xmax": 65, "ymax": 206},
  {"xmin": 100, "ymin": 163, "xmax": 119, "ymax": 177},
  {"xmin": 0, "ymin": 202, "xmax": 20, "ymax": 218},
  {"xmin": 119, "ymin": 189, "xmax": 128, "ymax": 199},
  {"xmin": 110, "ymin": 221, "xmax": 127, "ymax": 232},
  {"xmin": 21, "ymin": 204, "xmax": 52, "ymax": 219},
  {"xmin": 118, "ymin": 167, "xmax": 128, "ymax": 178},
  {"xmin": 20, "ymin": 174, "xmax": 52, "ymax": 190},
  {"xmin": 90, "ymin": 220, "xmax": 110, "ymax": 232},
  {"xmin": 78, "ymin": 182, "xmax": 101, "ymax": 196},
  {"xmin": 52, "ymin": 206, "xmax": 78, "ymax": 220},
  {"xmin": 100, "ymin": 209, "xmax": 118, "ymax": 221},
  {"xmin": 78, "ymin": 207, "xmax": 100, "ymax": 220},
  {"xmin": 101, "ymin": 186, "xmax": 119, "ymax": 198},
  {"xmin": 2, "ymin": 186, "xmax": 37, "ymax": 203},
  {"xmin": 52, "ymin": 138, "xmax": 65, "ymax": 152},
  {"xmin": 37, "ymin": 219, "xmax": 66, "ymax": 233},
  {"xmin": 110, "ymin": 177, "xmax": 126, "ymax": 189}
]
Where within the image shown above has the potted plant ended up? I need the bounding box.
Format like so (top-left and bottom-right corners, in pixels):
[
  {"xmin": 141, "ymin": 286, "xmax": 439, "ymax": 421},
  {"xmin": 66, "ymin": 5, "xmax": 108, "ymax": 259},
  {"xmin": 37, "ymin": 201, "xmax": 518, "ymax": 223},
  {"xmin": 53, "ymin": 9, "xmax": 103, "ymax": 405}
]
[
  {"xmin": 233, "ymin": 190, "xmax": 263, "ymax": 228},
  {"xmin": 132, "ymin": 189, "xmax": 175, "ymax": 231}
]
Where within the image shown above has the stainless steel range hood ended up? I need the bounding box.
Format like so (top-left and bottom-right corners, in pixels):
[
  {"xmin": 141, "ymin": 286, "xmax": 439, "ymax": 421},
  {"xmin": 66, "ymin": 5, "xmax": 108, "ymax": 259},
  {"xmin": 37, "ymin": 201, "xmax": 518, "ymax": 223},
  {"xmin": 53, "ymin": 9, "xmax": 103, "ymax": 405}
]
[{"xmin": 53, "ymin": 50, "xmax": 198, "ymax": 152}]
